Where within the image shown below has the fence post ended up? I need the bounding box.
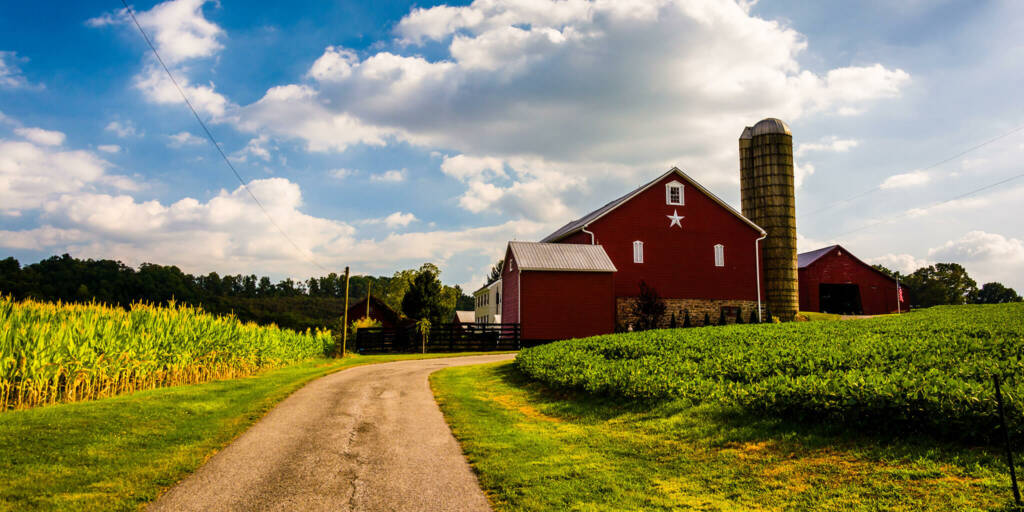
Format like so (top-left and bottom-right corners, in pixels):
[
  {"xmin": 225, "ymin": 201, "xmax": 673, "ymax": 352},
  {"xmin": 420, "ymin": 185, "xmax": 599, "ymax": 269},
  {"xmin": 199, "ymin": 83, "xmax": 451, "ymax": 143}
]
[{"xmin": 995, "ymin": 375, "xmax": 1022, "ymax": 508}]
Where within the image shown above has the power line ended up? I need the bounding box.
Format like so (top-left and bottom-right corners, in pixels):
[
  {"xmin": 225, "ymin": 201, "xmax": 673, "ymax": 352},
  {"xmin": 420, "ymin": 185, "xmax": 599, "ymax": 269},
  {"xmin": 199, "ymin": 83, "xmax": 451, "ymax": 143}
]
[
  {"xmin": 800, "ymin": 121, "xmax": 1024, "ymax": 218},
  {"xmin": 827, "ymin": 169, "xmax": 1024, "ymax": 239},
  {"xmin": 119, "ymin": 0, "xmax": 330, "ymax": 273}
]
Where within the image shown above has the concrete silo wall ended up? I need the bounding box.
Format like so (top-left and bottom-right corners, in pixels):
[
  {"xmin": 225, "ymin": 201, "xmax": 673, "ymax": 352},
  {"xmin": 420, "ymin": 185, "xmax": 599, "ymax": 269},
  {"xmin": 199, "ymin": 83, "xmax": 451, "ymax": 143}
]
[{"xmin": 740, "ymin": 119, "xmax": 799, "ymax": 321}]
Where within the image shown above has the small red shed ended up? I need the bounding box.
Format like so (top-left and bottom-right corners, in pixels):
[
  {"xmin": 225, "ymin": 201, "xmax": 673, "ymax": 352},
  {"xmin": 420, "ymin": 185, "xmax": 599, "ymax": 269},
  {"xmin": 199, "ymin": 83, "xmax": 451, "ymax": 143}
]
[
  {"xmin": 501, "ymin": 241, "xmax": 617, "ymax": 342},
  {"xmin": 798, "ymin": 245, "xmax": 907, "ymax": 315},
  {"xmin": 347, "ymin": 296, "xmax": 403, "ymax": 329}
]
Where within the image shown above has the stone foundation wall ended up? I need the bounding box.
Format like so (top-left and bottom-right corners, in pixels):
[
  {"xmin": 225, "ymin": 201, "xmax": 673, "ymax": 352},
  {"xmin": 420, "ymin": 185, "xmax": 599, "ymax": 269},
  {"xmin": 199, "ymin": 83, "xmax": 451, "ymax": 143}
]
[{"xmin": 616, "ymin": 297, "xmax": 762, "ymax": 329}]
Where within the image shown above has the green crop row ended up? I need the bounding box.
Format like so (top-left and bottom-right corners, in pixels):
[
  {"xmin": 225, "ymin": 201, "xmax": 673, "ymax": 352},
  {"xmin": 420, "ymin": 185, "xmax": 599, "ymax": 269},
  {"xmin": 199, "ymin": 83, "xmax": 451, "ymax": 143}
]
[
  {"xmin": 0, "ymin": 296, "xmax": 333, "ymax": 410},
  {"xmin": 515, "ymin": 304, "xmax": 1024, "ymax": 442}
]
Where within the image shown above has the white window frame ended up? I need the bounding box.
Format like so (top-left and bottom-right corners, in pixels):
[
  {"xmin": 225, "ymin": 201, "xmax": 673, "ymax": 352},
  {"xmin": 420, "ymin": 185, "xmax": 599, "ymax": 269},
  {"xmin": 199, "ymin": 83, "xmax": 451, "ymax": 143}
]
[
  {"xmin": 714, "ymin": 244, "xmax": 725, "ymax": 267},
  {"xmin": 665, "ymin": 181, "xmax": 684, "ymax": 206},
  {"xmin": 633, "ymin": 240, "xmax": 644, "ymax": 264}
]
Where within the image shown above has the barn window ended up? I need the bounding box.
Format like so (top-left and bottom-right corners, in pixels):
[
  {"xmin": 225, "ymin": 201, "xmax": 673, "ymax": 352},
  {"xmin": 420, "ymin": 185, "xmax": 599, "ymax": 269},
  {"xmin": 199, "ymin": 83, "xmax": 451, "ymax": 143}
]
[
  {"xmin": 633, "ymin": 241, "xmax": 644, "ymax": 263},
  {"xmin": 714, "ymin": 244, "xmax": 725, "ymax": 267},
  {"xmin": 665, "ymin": 181, "xmax": 684, "ymax": 206}
]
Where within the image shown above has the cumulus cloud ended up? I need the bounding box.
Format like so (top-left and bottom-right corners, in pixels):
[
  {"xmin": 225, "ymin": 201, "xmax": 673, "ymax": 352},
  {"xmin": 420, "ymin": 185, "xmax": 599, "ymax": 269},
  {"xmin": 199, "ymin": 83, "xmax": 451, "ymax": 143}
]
[
  {"xmin": 105, "ymin": 120, "xmax": 140, "ymax": 138},
  {"xmin": 795, "ymin": 136, "xmax": 860, "ymax": 157},
  {"xmin": 370, "ymin": 169, "xmax": 407, "ymax": 183},
  {"xmin": 327, "ymin": 168, "xmax": 356, "ymax": 180},
  {"xmin": 15, "ymin": 127, "xmax": 66, "ymax": 146},
  {"xmin": 865, "ymin": 253, "xmax": 932, "ymax": 275},
  {"xmin": 0, "ymin": 138, "xmax": 137, "ymax": 213},
  {"xmin": 90, "ymin": 0, "xmax": 229, "ymax": 118},
  {"xmin": 225, "ymin": 0, "xmax": 909, "ymax": 222},
  {"xmin": 167, "ymin": 131, "xmax": 204, "ymax": 147},
  {"xmin": 881, "ymin": 170, "xmax": 931, "ymax": 189},
  {"xmin": 97, "ymin": 144, "xmax": 121, "ymax": 153},
  {"xmin": 928, "ymin": 231, "xmax": 1024, "ymax": 289},
  {"xmin": 0, "ymin": 51, "xmax": 33, "ymax": 88}
]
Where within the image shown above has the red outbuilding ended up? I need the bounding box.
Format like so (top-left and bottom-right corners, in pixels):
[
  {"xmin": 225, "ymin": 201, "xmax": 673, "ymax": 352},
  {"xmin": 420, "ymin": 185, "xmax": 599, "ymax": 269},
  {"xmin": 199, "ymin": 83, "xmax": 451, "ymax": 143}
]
[
  {"xmin": 502, "ymin": 167, "xmax": 768, "ymax": 342},
  {"xmin": 798, "ymin": 245, "xmax": 907, "ymax": 315}
]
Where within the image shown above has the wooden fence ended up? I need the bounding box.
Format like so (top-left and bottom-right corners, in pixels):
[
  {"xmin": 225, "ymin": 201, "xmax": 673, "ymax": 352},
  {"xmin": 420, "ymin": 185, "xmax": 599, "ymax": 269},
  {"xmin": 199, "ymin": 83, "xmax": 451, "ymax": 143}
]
[{"xmin": 355, "ymin": 323, "xmax": 521, "ymax": 354}]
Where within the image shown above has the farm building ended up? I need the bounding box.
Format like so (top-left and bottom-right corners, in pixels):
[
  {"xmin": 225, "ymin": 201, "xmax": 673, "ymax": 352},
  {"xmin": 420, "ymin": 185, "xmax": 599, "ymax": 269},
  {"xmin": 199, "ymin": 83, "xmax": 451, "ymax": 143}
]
[
  {"xmin": 472, "ymin": 279, "xmax": 502, "ymax": 323},
  {"xmin": 798, "ymin": 245, "xmax": 907, "ymax": 315},
  {"xmin": 501, "ymin": 166, "xmax": 768, "ymax": 342},
  {"xmin": 346, "ymin": 296, "xmax": 403, "ymax": 329}
]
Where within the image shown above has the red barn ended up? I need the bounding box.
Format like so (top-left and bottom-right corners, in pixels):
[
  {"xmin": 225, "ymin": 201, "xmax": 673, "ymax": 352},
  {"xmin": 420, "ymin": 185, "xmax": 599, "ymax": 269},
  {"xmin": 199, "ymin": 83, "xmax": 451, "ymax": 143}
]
[
  {"xmin": 502, "ymin": 167, "xmax": 767, "ymax": 342},
  {"xmin": 798, "ymin": 245, "xmax": 907, "ymax": 315}
]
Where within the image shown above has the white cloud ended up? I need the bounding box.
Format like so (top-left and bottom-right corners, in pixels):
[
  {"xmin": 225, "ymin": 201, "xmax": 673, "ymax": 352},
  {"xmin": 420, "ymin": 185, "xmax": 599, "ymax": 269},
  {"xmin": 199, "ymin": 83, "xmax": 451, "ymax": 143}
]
[
  {"xmin": 97, "ymin": 144, "xmax": 121, "ymax": 153},
  {"xmin": 105, "ymin": 120, "xmax": 140, "ymax": 138},
  {"xmin": 795, "ymin": 136, "xmax": 860, "ymax": 157},
  {"xmin": 0, "ymin": 138, "xmax": 137, "ymax": 212},
  {"xmin": 14, "ymin": 127, "xmax": 66, "ymax": 146},
  {"xmin": 91, "ymin": 0, "xmax": 229, "ymax": 118},
  {"xmin": 0, "ymin": 51, "xmax": 33, "ymax": 88},
  {"xmin": 370, "ymin": 169, "xmax": 407, "ymax": 183},
  {"xmin": 167, "ymin": 131, "xmax": 204, "ymax": 147},
  {"xmin": 231, "ymin": 134, "xmax": 272, "ymax": 162},
  {"xmin": 376, "ymin": 211, "xmax": 417, "ymax": 228},
  {"xmin": 135, "ymin": 64, "xmax": 228, "ymax": 118},
  {"xmin": 229, "ymin": 0, "xmax": 909, "ymax": 221},
  {"xmin": 865, "ymin": 253, "xmax": 932, "ymax": 275},
  {"xmin": 90, "ymin": 0, "xmax": 223, "ymax": 65},
  {"xmin": 928, "ymin": 231, "xmax": 1024, "ymax": 289},
  {"xmin": 881, "ymin": 170, "xmax": 930, "ymax": 189},
  {"xmin": 328, "ymin": 168, "xmax": 356, "ymax": 180}
]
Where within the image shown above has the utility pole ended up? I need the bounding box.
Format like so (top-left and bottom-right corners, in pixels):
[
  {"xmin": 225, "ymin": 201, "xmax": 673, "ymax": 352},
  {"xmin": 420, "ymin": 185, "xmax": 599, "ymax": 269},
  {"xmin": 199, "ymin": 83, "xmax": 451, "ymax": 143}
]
[
  {"xmin": 366, "ymin": 282, "xmax": 372, "ymax": 317},
  {"xmin": 341, "ymin": 266, "xmax": 350, "ymax": 358}
]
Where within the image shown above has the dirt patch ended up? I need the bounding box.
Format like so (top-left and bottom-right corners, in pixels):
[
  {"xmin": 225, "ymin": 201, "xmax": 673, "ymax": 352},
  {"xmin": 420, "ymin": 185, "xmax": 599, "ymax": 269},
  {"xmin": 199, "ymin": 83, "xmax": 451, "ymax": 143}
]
[{"xmin": 488, "ymin": 393, "xmax": 563, "ymax": 423}]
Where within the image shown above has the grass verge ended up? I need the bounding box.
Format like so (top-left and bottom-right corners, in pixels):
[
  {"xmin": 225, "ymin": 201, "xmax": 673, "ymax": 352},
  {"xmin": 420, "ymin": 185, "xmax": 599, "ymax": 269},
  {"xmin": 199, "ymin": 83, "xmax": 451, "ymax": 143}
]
[
  {"xmin": 0, "ymin": 352, "xmax": 501, "ymax": 511},
  {"xmin": 432, "ymin": 361, "xmax": 1014, "ymax": 511}
]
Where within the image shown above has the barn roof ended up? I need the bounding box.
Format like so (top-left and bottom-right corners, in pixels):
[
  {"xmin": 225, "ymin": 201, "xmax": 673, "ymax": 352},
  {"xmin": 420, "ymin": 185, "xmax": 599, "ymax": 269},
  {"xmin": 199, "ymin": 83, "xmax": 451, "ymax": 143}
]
[
  {"xmin": 797, "ymin": 245, "xmax": 838, "ymax": 268},
  {"xmin": 540, "ymin": 167, "xmax": 764, "ymax": 243},
  {"xmin": 798, "ymin": 244, "xmax": 898, "ymax": 283},
  {"xmin": 508, "ymin": 241, "xmax": 617, "ymax": 272},
  {"xmin": 453, "ymin": 311, "xmax": 475, "ymax": 323}
]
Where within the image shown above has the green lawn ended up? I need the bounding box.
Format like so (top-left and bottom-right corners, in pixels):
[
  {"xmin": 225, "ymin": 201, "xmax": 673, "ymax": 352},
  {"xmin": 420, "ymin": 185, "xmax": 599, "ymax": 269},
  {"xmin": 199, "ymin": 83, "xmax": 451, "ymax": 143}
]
[
  {"xmin": 432, "ymin": 361, "xmax": 1014, "ymax": 511},
  {"xmin": 0, "ymin": 352, "xmax": 500, "ymax": 512}
]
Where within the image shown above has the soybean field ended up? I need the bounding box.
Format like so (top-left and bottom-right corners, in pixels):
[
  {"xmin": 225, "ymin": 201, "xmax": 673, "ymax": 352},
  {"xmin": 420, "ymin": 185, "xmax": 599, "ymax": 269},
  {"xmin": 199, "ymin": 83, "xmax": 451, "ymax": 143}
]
[
  {"xmin": 0, "ymin": 296, "xmax": 332, "ymax": 410},
  {"xmin": 516, "ymin": 303, "xmax": 1024, "ymax": 443}
]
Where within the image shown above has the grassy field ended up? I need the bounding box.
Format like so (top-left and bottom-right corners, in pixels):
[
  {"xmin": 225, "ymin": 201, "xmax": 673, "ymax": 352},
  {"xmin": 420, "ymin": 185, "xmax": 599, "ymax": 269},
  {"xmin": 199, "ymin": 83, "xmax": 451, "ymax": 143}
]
[
  {"xmin": 516, "ymin": 304, "xmax": 1024, "ymax": 443},
  {"xmin": 0, "ymin": 352, "xmax": 494, "ymax": 512},
  {"xmin": 433, "ymin": 361, "xmax": 1011, "ymax": 511}
]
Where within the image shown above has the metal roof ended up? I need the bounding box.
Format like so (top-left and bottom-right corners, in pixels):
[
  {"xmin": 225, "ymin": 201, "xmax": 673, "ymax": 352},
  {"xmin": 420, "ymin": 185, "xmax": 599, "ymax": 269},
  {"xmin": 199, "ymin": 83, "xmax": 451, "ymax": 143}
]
[
  {"xmin": 540, "ymin": 167, "xmax": 765, "ymax": 243},
  {"xmin": 454, "ymin": 311, "xmax": 475, "ymax": 323},
  {"xmin": 797, "ymin": 245, "xmax": 838, "ymax": 268},
  {"xmin": 508, "ymin": 241, "xmax": 617, "ymax": 272},
  {"xmin": 751, "ymin": 118, "xmax": 791, "ymax": 136}
]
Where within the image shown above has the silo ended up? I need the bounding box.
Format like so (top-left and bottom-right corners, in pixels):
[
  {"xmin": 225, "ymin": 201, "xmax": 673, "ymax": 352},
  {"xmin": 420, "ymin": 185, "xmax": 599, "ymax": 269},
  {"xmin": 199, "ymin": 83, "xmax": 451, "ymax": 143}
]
[{"xmin": 739, "ymin": 118, "xmax": 798, "ymax": 321}]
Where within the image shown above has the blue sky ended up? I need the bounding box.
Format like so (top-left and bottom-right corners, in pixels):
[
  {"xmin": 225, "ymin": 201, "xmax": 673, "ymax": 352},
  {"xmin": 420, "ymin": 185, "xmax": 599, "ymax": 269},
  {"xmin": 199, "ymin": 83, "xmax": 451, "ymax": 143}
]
[{"xmin": 1, "ymin": 0, "xmax": 1022, "ymax": 292}]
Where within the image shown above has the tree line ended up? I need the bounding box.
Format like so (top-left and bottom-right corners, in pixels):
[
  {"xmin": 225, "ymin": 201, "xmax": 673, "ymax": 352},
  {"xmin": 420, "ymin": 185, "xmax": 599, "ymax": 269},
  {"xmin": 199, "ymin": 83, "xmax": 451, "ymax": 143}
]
[
  {"xmin": 871, "ymin": 262, "xmax": 1021, "ymax": 307},
  {"xmin": 0, "ymin": 254, "xmax": 475, "ymax": 333}
]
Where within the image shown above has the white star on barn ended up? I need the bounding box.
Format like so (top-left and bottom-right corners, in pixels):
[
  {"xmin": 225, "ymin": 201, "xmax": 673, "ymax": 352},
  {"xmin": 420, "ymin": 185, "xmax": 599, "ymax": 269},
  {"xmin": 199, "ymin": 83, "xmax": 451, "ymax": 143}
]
[{"xmin": 667, "ymin": 209, "xmax": 684, "ymax": 228}]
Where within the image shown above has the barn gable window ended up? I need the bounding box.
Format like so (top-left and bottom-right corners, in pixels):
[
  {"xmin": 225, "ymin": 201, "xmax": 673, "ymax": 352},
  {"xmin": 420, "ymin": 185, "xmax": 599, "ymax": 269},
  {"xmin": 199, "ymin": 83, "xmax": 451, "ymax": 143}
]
[
  {"xmin": 665, "ymin": 181, "xmax": 684, "ymax": 206},
  {"xmin": 714, "ymin": 244, "xmax": 725, "ymax": 267},
  {"xmin": 633, "ymin": 241, "xmax": 644, "ymax": 263}
]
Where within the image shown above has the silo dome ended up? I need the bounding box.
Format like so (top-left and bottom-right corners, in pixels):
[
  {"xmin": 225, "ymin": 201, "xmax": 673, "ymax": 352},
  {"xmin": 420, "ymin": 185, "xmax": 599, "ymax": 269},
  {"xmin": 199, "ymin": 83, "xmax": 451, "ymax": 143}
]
[{"xmin": 751, "ymin": 118, "xmax": 791, "ymax": 136}]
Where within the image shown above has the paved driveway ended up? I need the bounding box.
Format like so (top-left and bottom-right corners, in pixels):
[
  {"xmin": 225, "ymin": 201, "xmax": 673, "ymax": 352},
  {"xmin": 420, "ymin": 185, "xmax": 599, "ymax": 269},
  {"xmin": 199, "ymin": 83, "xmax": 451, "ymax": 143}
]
[{"xmin": 150, "ymin": 353, "xmax": 515, "ymax": 511}]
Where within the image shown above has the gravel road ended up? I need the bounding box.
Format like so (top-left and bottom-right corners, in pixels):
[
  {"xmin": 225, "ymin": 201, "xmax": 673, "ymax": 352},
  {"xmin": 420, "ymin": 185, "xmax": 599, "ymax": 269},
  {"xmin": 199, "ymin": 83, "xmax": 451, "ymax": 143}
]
[{"xmin": 149, "ymin": 353, "xmax": 515, "ymax": 512}]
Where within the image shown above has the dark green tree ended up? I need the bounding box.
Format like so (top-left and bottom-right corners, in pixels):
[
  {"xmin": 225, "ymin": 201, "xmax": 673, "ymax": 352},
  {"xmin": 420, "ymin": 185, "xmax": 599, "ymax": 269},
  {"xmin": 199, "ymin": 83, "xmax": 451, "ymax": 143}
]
[
  {"xmin": 682, "ymin": 310, "xmax": 692, "ymax": 328},
  {"xmin": 703, "ymin": 312, "xmax": 711, "ymax": 327},
  {"xmin": 631, "ymin": 280, "xmax": 666, "ymax": 330},
  {"xmin": 976, "ymin": 282, "xmax": 1023, "ymax": 304},
  {"xmin": 669, "ymin": 312, "xmax": 677, "ymax": 328},
  {"xmin": 486, "ymin": 259, "xmax": 504, "ymax": 286},
  {"xmin": 718, "ymin": 308, "xmax": 727, "ymax": 326},
  {"xmin": 749, "ymin": 308, "xmax": 758, "ymax": 324},
  {"xmin": 902, "ymin": 263, "xmax": 978, "ymax": 307},
  {"xmin": 735, "ymin": 306, "xmax": 744, "ymax": 324},
  {"xmin": 402, "ymin": 268, "xmax": 445, "ymax": 324}
]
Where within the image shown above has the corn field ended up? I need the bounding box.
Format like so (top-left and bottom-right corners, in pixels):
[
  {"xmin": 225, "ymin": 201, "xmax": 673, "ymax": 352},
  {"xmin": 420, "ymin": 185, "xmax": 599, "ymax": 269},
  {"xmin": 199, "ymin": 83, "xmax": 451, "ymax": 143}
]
[{"xmin": 0, "ymin": 296, "xmax": 332, "ymax": 410}]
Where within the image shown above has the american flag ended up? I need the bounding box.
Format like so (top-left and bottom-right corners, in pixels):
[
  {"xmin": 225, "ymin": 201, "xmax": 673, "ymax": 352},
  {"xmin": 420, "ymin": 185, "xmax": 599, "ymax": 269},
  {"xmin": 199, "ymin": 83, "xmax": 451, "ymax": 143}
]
[{"xmin": 897, "ymin": 285, "xmax": 904, "ymax": 303}]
